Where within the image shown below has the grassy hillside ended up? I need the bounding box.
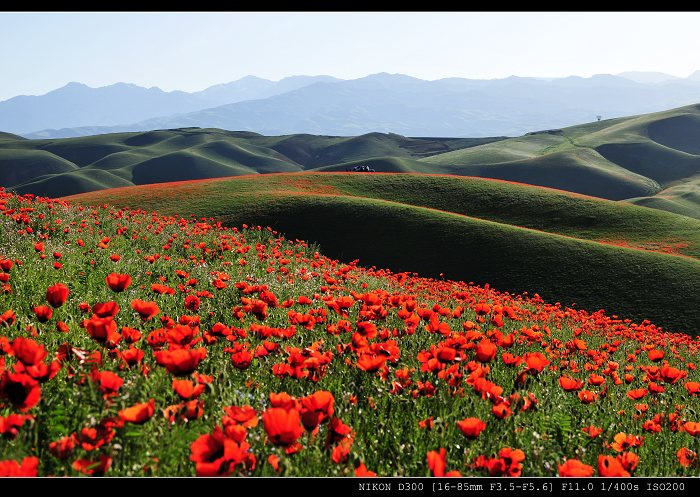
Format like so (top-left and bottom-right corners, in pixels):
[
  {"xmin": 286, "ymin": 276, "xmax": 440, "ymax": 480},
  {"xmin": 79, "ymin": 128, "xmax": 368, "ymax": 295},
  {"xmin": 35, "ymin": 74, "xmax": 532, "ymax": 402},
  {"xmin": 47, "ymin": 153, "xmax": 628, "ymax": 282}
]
[
  {"xmin": 5, "ymin": 103, "xmax": 700, "ymax": 218},
  {"xmin": 69, "ymin": 173, "xmax": 700, "ymax": 334},
  {"xmin": 0, "ymin": 128, "xmax": 501, "ymax": 197},
  {"xmin": 628, "ymin": 176, "xmax": 700, "ymax": 219},
  {"xmin": 422, "ymin": 104, "xmax": 700, "ymax": 218},
  {"xmin": 0, "ymin": 131, "xmax": 25, "ymax": 141}
]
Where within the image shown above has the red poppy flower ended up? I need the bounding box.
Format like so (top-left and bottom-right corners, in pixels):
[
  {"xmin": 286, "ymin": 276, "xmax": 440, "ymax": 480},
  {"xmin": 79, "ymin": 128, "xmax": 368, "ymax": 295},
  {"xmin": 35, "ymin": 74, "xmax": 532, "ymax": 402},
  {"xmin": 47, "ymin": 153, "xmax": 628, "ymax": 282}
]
[
  {"xmin": 242, "ymin": 299, "xmax": 268, "ymax": 320},
  {"xmin": 49, "ymin": 436, "xmax": 75, "ymax": 460},
  {"xmin": 331, "ymin": 438, "xmax": 353, "ymax": 464},
  {"xmin": 74, "ymin": 419, "xmax": 118, "ymax": 451},
  {"xmin": 0, "ymin": 372, "xmax": 41, "ymax": 411},
  {"xmin": 92, "ymin": 301, "xmax": 119, "ymax": 318},
  {"xmin": 267, "ymin": 454, "xmax": 281, "ymax": 472},
  {"xmin": 326, "ymin": 417, "xmax": 353, "ymax": 446},
  {"xmin": 627, "ymin": 388, "xmax": 648, "ymax": 400},
  {"xmin": 683, "ymin": 421, "xmax": 700, "ymax": 436},
  {"xmin": 686, "ymin": 382, "xmax": 700, "ymax": 396},
  {"xmin": 617, "ymin": 452, "xmax": 639, "ymax": 472},
  {"xmin": 436, "ymin": 346, "xmax": 457, "ymax": 362},
  {"xmin": 418, "ymin": 417, "xmax": 434, "ymax": 430},
  {"xmin": 33, "ymin": 305, "xmax": 53, "ymax": 323},
  {"xmin": 184, "ymin": 295, "xmax": 201, "ymax": 311},
  {"xmin": 501, "ymin": 353, "xmax": 521, "ymax": 366},
  {"xmin": 11, "ymin": 337, "xmax": 48, "ymax": 366},
  {"xmin": 355, "ymin": 462, "xmax": 377, "ymax": 477},
  {"xmin": 0, "ymin": 259, "xmax": 13, "ymax": 272},
  {"xmin": 558, "ymin": 459, "xmax": 594, "ymax": 477},
  {"xmin": 0, "ymin": 309, "xmax": 16, "ymax": 326},
  {"xmin": 648, "ymin": 349, "xmax": 664, "ymax": 361},
  {"xmin": 0, "ymin": 456, "xmax": 38, "ymax": 476},
  {"xmin": 660, "ymin": 365, "xmax": 687, "ymax": 384},
  {"xmin": 475, "ymin": 340, "xmax": 497, "ymax": 363},
  {"xmin": 166, "ymin": 324, "xmax": 200, "ymax": 348},
  {"xmin": 426, "ymin": 448, "xmax": 447, "ymax": 477},
  {"xmin": 131, "ymin": 299, "xmax": 160, "ymax": 320},
  {"xmin": 72, "ymin": 455, "xmax": 112, "ymax": 476},
  {"xmin": 46, "ymin": 283, "xmax": 69, "ymax": 308},
  {"xmin": 190, "ymin": 427, "xmax": 258, "ymax": 475},
  {"xmin": 474, "ymin": 303, "xmax": 491, "ymax": 315},
  {"xmin": 642, "ymin": 420, "xmax": 661, "ymax": 433},
  {"xmin": 456, "ymin": 417, "xmax": 487, "ymax": 438},
  {"xmin": 492, "ymin": 403, "xmax": 511, "ymax": 419},
  {"xmin": 300, "ymin": 390, "xmax": 335, "ymax": 430},
  {"xmin": 598, "ymin": 455, "xmax": 630, "ymax": 477},
  {"xmin": 261, "ymin": 407, "xmax": 304, "ymax": 446},
  {"xmin": 152, "ymin": 283, "xmax": 175, "ymax": 295},
  {"xmin": 524, "ymin": 352, "xmax": 550, "ymax": 373},
  {"xmin": 677, "ymin": 447, "xmax": 697, "ymax": 468},
  {"xmin": 0, "ymin": 414, "xmax": 33, "ymax": 439},
  {"xmin": 588, "ymin": 374, "xmax": 605, "ymax": 386},
  {"xmin": 578, "ymin": 390, "xmax": 597, "ymax": 404},
  {"xmin": 231, "ymin": 349, "xmax": 253, "ymax": 369},
  {"xmin": 357, "ymin": 353, "xmax": 387, "ymax": 372},
  {"xmin": 172, "ymin": 379, "xmax": 205, "ymax": 400},
  {"xmin": 611, "ymin": 432, "xmax": 644, "ymax": 452},
  {"xmin": 559, "ymin": 376, "xmax": 584, "ymax": 391},
  {"xmin": 223, "ymin": 405, "xmax": 259, "ymax": 428},
  {"xmin": 648, "ymin": 382, "xmax": 665, "ymax": 393},
  {"xmin": 154, "ymin": 347, "xmax": 206, "ymax": 376},
  {"xmin": 498, "ymin": 447, "xmax": 525, "ymax": 477},
  {"xmin": 90, "ymin": 370, "xmax": 123, "ymax": 396},
  {"xmin": 269, "ymin": 392, "xmax": 299, "ymax": 410},
  {"xmin": 105, "ymin": 273, "xmax": 131, "ymax": 292},
  {"xmin": 166, "ymin": 399, "xmax": 205, "ymax": 423},
  {"xmin": 85, "ymin": 315, "xmax": 118, "ymax": 343},
  {"xmin": 119, "ymin": 399, "xmax": 155, "ymax": 424}
]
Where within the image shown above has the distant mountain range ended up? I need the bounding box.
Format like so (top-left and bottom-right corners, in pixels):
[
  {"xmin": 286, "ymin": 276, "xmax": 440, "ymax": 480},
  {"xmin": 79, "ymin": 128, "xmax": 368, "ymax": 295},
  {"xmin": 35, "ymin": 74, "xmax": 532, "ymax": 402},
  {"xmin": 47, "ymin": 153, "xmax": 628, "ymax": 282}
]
[
  {"xmin": 0, "ymin": 75, "xmax": 340, "ymax": 136},
  {"xmin": 4, "ymin": 71, "xmax": 700, "ymax": 138}
]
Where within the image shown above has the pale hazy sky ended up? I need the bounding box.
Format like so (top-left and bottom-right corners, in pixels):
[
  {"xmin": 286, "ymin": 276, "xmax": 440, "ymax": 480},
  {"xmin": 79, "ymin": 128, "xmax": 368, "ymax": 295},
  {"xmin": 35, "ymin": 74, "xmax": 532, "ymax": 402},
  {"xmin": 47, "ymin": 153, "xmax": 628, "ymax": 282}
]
[{"xmin": 1, "ymin": 12, "xmax": 700, "ymax": 101}]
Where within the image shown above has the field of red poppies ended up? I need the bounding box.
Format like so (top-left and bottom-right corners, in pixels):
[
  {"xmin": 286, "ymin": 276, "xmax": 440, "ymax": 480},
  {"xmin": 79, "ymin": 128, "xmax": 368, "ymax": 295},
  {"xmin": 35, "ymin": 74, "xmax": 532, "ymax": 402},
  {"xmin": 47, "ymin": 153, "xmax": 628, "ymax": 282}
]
[{"xmin": 0, "ymin": 186, "xmax": 698, "ymax": 477}]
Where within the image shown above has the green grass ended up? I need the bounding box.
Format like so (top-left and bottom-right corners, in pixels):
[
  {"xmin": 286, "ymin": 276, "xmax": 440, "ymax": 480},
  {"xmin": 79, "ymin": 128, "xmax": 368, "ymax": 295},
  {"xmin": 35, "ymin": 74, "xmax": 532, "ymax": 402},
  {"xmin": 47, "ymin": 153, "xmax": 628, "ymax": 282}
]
[{"xmin": 69, "ymin": 173, "xmax": 700, "ymax": 334}]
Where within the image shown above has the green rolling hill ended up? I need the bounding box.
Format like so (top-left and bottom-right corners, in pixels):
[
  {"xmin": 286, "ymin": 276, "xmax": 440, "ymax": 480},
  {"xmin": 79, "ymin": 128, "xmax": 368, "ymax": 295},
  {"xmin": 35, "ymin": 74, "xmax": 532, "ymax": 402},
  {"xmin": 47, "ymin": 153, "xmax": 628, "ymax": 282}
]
[
  {"xmin": 68, "ymin": 173, "xmax": 700, "ymax": 334},
  {"xmin": 627, "ymin": 176, "xmax": 700, "ymax": 219},
  {"xmin": 3, "ymin": 103, "xmax": 700, "ymax": 218},
  {"xmin": 421, "ymin": 104, "xmax": 700, "ymax": 217},
  {"xmin": 0, "ymin": 128, "xmax": 500, "ymax": 197}
]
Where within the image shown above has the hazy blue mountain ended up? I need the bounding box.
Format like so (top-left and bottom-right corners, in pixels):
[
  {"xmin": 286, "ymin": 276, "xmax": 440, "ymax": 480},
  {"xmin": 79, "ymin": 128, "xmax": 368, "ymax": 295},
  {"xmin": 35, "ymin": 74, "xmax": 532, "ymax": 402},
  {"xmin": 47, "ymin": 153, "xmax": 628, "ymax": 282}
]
[
  {"xmin": 193, "ymin": 75, "xmax": 341, "ymax": 106},
  {"xmin": 1, "ymin": 76, "xmax": 338, "ymax": 136},
  {"xmin": 11, "ymin": 71, "xmax": 700, "ymax": 138},
  {"xmin": 616, "ymin": 71, "xmax": 680, "ymax": 84},
  {"xmin": 194, "ymin": 76, "xmax": 275, "ymax": 105},
  {"xmin": 0, "ymin": 82, "xmax": 208, "ymax": 135}
]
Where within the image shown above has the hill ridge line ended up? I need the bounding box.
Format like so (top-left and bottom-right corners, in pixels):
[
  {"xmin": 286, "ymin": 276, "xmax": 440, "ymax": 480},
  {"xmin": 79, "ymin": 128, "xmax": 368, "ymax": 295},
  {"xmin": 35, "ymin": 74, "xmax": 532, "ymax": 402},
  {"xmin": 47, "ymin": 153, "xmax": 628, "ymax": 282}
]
[{"xmin": 254, "ymin": 189, "xmax": 700, "ymax": 262}]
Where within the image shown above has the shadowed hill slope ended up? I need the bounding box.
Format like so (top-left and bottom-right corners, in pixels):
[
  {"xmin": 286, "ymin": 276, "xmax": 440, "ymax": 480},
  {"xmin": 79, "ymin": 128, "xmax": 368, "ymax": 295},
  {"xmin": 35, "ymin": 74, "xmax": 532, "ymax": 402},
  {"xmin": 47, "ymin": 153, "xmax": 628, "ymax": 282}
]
[{"xmin": 68, "ymin": 173, "xmax": 700, "ymax": 334}]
